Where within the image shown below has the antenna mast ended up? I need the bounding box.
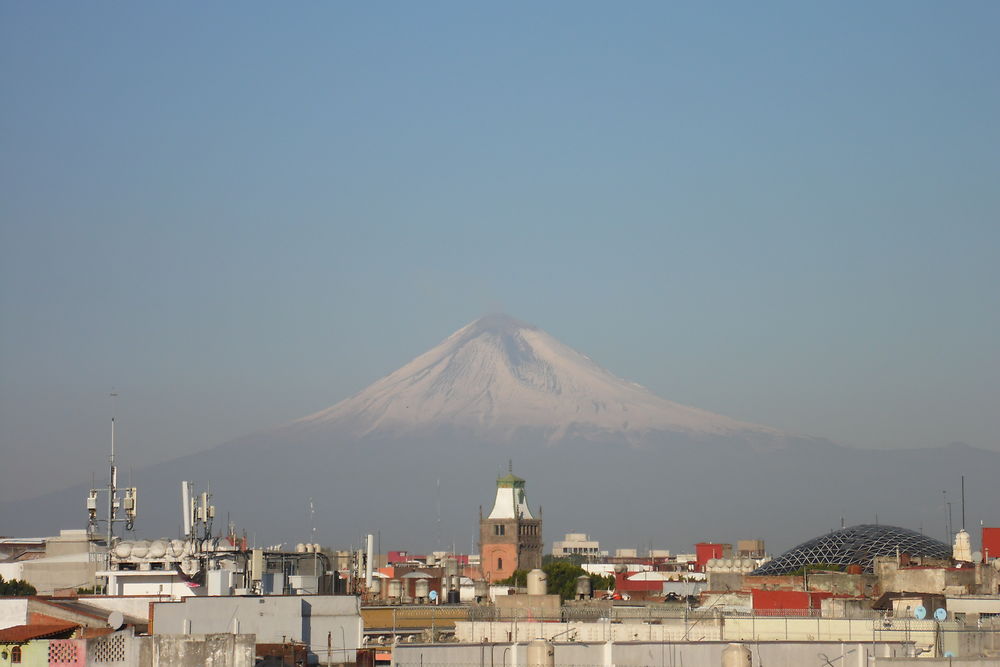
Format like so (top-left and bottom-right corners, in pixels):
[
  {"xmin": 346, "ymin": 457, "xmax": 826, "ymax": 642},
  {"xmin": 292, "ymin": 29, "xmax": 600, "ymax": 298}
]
[
  {"xmin": 961, "ymin": 475, "xmax": 966, "ymax": 532},
  {"xmin": 108, "ymin": 402, "xmax": 117, "ymax": 554},
  {"xmin": 86, "ymin": 391, "xmax": 138, "ymax": 592}
]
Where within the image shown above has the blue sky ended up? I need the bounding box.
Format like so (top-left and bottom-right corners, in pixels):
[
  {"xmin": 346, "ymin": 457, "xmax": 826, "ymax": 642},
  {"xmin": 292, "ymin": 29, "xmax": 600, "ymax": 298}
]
[{"xmin": 2, "ymin": 2, "xmax": 998, "ymax": 502}]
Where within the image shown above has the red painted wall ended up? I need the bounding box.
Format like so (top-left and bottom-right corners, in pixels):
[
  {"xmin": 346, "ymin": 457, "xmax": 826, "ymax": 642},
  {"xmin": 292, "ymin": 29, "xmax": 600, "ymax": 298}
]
[
  {"xmin": 695, "ymin": 543, "xmax": 725, "ymax": 571},
  {"xmin": 983, "ymin": 527, "xmax": 1000, "ymax": 562},
  {"xmin": 752, "ymin": 589, "xmax": 832, "ymax": 614},
  {"xmin": 614, "ymin": 572, "xmax": 663, "ymax": 592}
]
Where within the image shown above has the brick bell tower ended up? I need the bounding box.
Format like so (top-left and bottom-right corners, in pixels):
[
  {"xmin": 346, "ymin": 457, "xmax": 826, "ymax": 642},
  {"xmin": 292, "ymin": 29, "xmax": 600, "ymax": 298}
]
[{"xmin": 479, "ymin": 462, "xmax": 542, "ymax": 583}]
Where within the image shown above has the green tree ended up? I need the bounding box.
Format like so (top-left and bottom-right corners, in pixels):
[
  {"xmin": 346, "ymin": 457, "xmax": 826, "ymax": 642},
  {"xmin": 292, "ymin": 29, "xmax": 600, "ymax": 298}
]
[
  {"xmin": 0, "ymin": 575, "xmax": 36, "ymax": 596},
  {"xmin": 544, "ymin": 560, "xmax": 586, "ymax": 600},
  {"xmin": 589, "ymin": 572, "xmax": 615, "ymax": 592}
]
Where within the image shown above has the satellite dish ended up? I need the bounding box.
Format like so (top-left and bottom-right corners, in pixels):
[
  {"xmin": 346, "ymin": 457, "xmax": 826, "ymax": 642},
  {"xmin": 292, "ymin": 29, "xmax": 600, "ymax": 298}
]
[
  {"xmin": 934, "ymin": 608, "xmax": 948, "ymax": 621},
  {"xmin": 107, "ymin": 611, "xmax": 125, "ymax": 630},
  {"xmin": 428, "ymin": 590, "xmax": 438, "ymax": 602},
  {"xmin": 913, "ymin": 605, "xmax": 926, "ymax": 620}
]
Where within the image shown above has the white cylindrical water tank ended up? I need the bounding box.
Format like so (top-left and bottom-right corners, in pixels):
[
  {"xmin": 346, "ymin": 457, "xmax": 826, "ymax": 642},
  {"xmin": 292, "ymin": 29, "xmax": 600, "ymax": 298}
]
[
  {"xmin": 169, "ymin": 540, "xmax": 185, "ymax": 557},
  {"xmin": 149, "ymin": 540, "xmax": 167, "ymax": 559},
  {"xmin": 370, "ymin": 577, "xmax": 382, "ymax": 595},
  {"xmin": 130, "ymin": 540, "xmax": 149, "ymax": 559},
  {"xmin": 388, "ymin": 579, "xmax": 402, "ymax": 600},
  {"xmin": 527, "ymin": 569, "xmax": 547, "ymax": 595},
  {"xmin": 474, "ymin": 579, "xmax": 489, "ymax": 601},
  {"xmin": 114, "ymin": 542, "xmax": 133, "ymax": 559},
  {"xmin": 444, "ymin": 557, "xmax": 459, "ymax": 578},
  {"xmin": 527, "ymin": 638, "xmax": 555, "ymax": 667},
  {"xmin": 415, "ymin": 578, "xmax": 430, "ymax": 600},
  {"xmin": 576, "ymin": 575, "xmax": 592, "ymax": 599},
  {"xmin": 721, "ymin": 643, "xmax": 752, "ymax": 667},
  {"xmin": 296, "ymin": 543, "xmax": 306, "ymax": 553}
]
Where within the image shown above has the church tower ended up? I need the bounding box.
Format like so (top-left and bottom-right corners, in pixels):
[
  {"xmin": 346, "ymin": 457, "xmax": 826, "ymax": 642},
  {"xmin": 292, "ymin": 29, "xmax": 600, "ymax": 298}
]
[{"xmin": 479, "ymin": 464, "xmax": 542, "ymax": 582}]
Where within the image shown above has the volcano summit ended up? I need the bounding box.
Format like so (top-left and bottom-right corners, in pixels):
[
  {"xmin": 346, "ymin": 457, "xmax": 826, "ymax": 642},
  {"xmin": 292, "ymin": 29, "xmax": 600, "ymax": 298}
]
[{"xmin": 294, "ymin": 313, "xmax": 783, "ymax": 444}]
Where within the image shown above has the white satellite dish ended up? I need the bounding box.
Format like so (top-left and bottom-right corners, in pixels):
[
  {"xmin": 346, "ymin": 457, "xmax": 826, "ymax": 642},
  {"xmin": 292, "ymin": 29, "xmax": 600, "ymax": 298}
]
[
  {"xmin": 934, "ymin": 608, "xmax": 948, "ymax": 621},
  {"xmin": 108, "ymin": 611, "xmax": 125, "ymax": 630},
  {"xmin": 913, "ymin": 605, "xmax": 926, "ymax": 620}
]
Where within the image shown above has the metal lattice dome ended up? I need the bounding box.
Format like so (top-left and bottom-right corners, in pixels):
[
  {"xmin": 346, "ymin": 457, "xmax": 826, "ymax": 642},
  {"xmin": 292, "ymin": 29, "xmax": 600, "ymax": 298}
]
[{"xmin": 751, "ymin": 524, "xmax": 951, "ymax": 575}]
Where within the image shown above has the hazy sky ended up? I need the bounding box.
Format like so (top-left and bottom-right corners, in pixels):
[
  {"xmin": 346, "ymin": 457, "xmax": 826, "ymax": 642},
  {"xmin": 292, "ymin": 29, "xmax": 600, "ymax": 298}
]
[{"xmin": 2, "ymin": 2, "xmax": 998, "ymax": 503}]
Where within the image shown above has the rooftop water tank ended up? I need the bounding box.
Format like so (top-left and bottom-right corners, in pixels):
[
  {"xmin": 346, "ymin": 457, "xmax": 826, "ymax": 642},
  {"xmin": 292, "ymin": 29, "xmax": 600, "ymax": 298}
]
[
  {"xmin": 722, "ymin": 643, "xmax": 751, "ymax": 667},
  {"xmin": 169, "ymin": 540, "xmax": 185, "ymax": 557},
  {"xmin": 149, "ymin": 540, "xmax": 167, "ymax": 559},
  {"xmin": 474, "ymin": 579, "xmax": 489, "ymax": 601},
  {"xmin": 527, "ymin": 638, "xmax": 555, "ymax": 667},
  {"xmin": 527, "ymin": 569, "xmax": 547, "ymax": 595}
]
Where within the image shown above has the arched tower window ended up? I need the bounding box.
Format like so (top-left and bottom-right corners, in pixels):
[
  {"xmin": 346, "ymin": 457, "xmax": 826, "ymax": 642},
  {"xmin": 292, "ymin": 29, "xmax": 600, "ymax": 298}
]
[
  {"xmin": 497, "ymin": 557, "xmax": 503, "ymax": 570},
  {"xmin": 12, "ymin": 645, "xmax": 22, "ymax": 663}
]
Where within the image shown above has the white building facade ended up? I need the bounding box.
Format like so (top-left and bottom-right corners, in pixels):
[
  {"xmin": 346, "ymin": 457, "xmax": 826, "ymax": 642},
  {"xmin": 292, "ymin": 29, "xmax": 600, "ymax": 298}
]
[{"xmin": 552, "ymin": 533, "xmax": 607, "ymax": 558}]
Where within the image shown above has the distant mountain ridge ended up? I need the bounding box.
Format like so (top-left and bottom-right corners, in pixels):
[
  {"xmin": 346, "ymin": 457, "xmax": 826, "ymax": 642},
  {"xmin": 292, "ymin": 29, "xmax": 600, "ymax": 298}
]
[
  {"xmin": 295, "ymin": 313, "xmax": 784, "ymax": 443},
  {"xmin": 4, "ymin": 314, "xmax": 999, "ymax": 554}
]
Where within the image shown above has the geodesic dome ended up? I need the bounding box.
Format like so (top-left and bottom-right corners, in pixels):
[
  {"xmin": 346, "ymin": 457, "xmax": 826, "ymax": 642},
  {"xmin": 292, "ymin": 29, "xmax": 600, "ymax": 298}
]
[{"xmin": 751, "ymin": 524, "xmax": 951, "ymax": 575}]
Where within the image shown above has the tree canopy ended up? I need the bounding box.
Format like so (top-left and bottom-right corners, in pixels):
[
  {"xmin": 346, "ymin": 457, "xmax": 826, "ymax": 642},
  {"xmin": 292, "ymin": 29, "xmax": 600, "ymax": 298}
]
[{"xmin": 0, "ymin": 575, "xmax": 37, "ymax": 596}]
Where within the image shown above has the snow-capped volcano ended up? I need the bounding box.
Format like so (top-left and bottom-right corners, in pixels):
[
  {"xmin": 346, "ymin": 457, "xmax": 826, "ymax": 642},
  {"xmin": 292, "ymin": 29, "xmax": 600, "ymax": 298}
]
[
  {"xmin": 8, "ymin": 313, "xmax": 1000, "ymax": 555},
  {"xmin": 295, "ymin": 314, "xmax": 781, "ymax": 441}
]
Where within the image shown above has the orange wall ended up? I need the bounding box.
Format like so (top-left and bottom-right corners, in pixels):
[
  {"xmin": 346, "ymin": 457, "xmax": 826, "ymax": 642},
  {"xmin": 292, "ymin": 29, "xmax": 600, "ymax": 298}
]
[{"xmin": 482, "ymin": 543, "xmax": 518, "ymax": 583}]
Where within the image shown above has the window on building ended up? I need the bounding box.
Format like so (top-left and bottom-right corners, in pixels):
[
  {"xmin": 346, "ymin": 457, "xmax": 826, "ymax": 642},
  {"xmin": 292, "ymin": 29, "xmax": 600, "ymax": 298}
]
[
  {"xmin": 12, "ymin": 646, "xmax": 22, "ymax": 663},
  {"xmin": 494, "ymin": 525, "xmax": 505, "ymax": 536},
  {"xmin": 497, "ymin": 557, "xmax": 503, "ymax": 570}
]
